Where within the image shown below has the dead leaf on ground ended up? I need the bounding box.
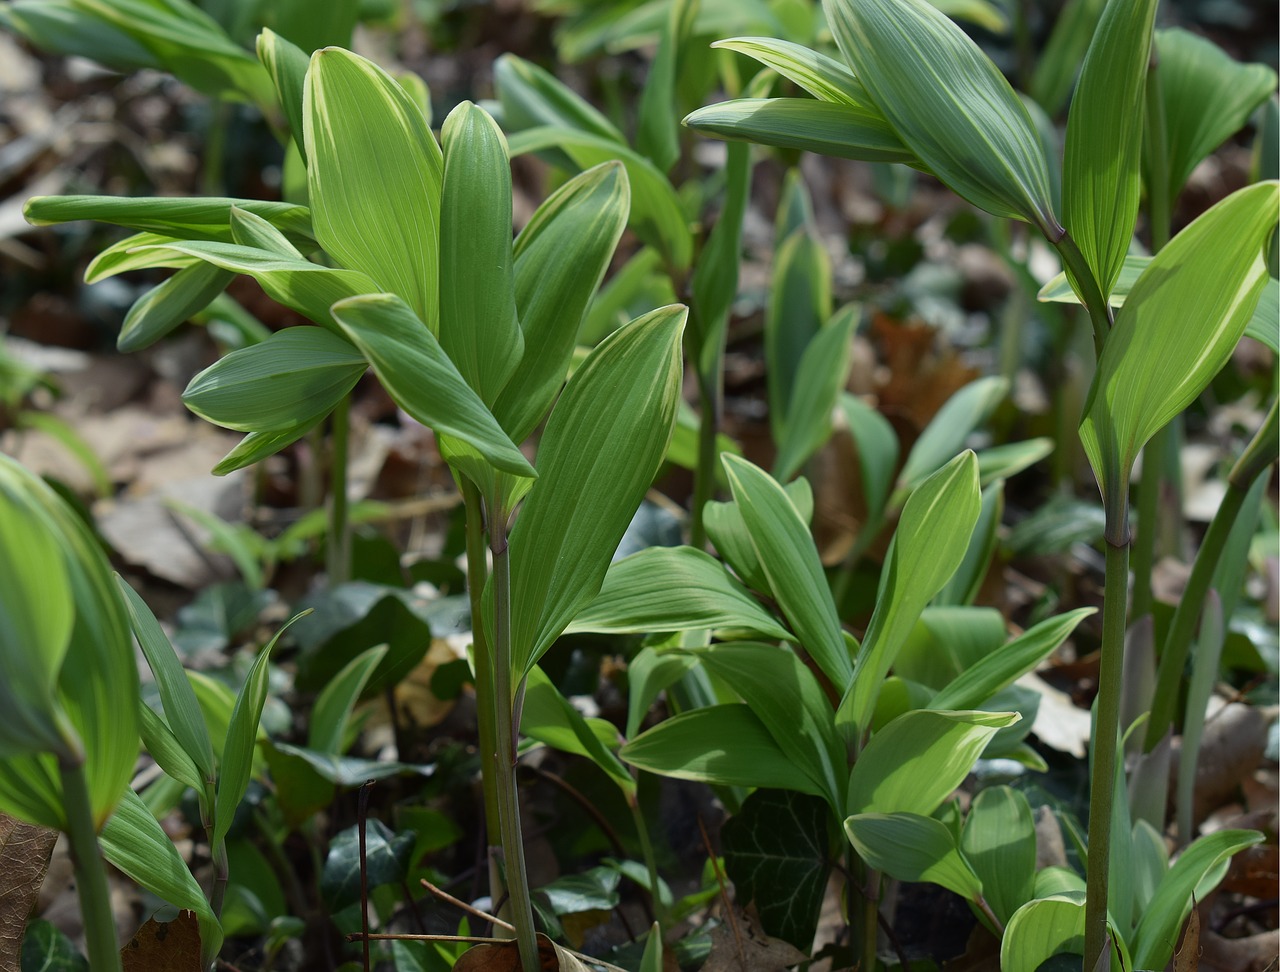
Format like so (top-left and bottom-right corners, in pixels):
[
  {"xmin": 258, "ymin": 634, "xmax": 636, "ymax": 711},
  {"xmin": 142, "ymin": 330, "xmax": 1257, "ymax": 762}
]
[
  {"xmin": 119, "ymin": 910, "xmax": 201, "ymax": 972},
  {"xmin": 702, "ymin": 905, "xmax": 809, "ymax": 972},
  {"xmin": 452, "ymin": 933, "xmax": 627, "ymax": 971},
  {"xmin": 0, "ymin": 813, "xmax": 57, "ymax": 972},
  {"xmin": 1170, "ymin": 703, "xmax": 1270, "ymax": 828},
  {"xmin": 1199, "ymin": 928, "xmax": 1280, "ymax": 972},
  {"xmin": 1173, "ymin": 904, "xmax": 1200, "ymax": 972}
]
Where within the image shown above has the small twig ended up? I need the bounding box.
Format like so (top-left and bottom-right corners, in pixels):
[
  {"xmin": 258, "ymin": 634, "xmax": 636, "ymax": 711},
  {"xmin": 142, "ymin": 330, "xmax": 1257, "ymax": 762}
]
[
  {"xmin": 420, "ymin": 876, "xmax": 516, "ymax": 932},
  {"xmin": 358, "ymin": 780, "xmax": 375, "ymax": 972},
  {"xmin": 350, "ymin": 933, "xmax": 515, "ymax": 944},
  {"xmin": 522, "ymin": 763, "xmax": 630, "ymax": 861},
  {"xmin": 398, "ymin": 879, "xmax": 429, "ymax": 935},
  {"xmin": 698, "ymin": 814, "xmax": 745, "ymax": 968}
]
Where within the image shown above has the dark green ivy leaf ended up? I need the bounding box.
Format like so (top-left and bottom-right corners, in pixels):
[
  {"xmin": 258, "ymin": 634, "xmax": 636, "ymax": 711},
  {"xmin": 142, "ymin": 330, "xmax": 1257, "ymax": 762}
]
[{"xmin": 321, "ymin": 819, "xmax": 415, "ymax": 909}]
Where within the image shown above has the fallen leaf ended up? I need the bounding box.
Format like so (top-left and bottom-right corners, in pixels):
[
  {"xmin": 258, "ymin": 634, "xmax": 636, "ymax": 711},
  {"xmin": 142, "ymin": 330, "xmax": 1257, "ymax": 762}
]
[
  {"xmin": 452, "ymin": 933, "xmax": 628, "ymax": 972},
  {"xmin": 1199, "ymin": 928, "xmax": 1279, "ymax": 972},
  {"xmin": 0, "ymin": 813, "xmax": 58, "ymax": 972},
  {"xmin": 701, "ymin": 905, "xmax": 809, "ymax": 972},
  {"xmin": 1173, "ymin": 903, "xmax": 1199, "ymax": 972},
  {"xmin": 119, "ymin": 910, "xmax": 202, "ymax": 972}
]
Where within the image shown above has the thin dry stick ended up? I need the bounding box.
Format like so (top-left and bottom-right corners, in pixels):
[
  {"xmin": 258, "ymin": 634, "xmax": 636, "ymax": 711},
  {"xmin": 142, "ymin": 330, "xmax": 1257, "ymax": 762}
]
[
  {"xmin": 698, "ymin": 814, "xmax": 746, "ymax": 969},
  {"xmin": 420, "ymin": 876, "xmax": 516, "ymax": 932}
]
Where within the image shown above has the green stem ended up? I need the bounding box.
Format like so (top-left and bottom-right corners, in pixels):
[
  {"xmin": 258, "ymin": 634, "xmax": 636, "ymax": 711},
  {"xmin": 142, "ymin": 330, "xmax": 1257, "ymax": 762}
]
[
  {"xmin": 59, "ymin": 757, "xmax": 122, "ymax": 972},
  {"xmin": 1052, "ymin": 232, "xmax": 1114, "ymax": 358},
  {"xmin": 210, "ymin": 838, "xmax": 229, "ymax": 919},
  {"xmin": 201, "ymin": 99, "xmax": 231, "ymax": 197},
  {"xmin": 461, "ymin": 479, "xmax": 505, "ymax": 909},
  {"xmin": 1083, "ymin": 536, "xmax": 1130, "ymax": 971},
  {"xmin": 489, "ymin": 512, "xmax": 540, "ymax": 972},
  {"xmin": 628, "ymin": 793, "xmax": 666, "ymax": 932},
  {"xmin": 690, "ymin": 367, "xmax": 722, "ymax": 550},
  {"xmin": 1143, "ymin": 400, "xmax": 1278, "ymax": 751},
  {"xmin": 327, "ymin": 394, "xmax": 351, "ymax": 586}
]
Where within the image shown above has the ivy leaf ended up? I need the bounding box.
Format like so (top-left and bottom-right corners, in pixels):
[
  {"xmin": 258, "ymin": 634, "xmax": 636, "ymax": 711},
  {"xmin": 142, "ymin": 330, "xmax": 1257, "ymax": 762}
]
[{"xmin": 321, "ymin": 819, "xmax": 415, "ymax": 909}]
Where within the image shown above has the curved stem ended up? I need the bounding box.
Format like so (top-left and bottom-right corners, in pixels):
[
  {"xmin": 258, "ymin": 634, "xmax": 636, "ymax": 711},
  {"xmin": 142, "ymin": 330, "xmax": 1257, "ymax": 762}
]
[
  {"xmin": 628, "ymin": 792, "xmax": 666, "ymax": 932},
  {"xmin": 59, "ymin": 757, "xmax": 122, "ymax": 972},
  {"xmin": 1053, "ymin": 232, "xmax": 1114, "ymax": 358},
  {"xmin": 1083, "ymin": 537, "xmax": 1130, "ymax": 971}
]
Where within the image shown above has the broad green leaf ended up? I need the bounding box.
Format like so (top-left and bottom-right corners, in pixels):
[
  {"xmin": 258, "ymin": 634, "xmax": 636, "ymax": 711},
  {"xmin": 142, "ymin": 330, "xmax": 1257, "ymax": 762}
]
[
  {"xmin": 566, "ymin": 546, "xmax": 793, "ymax": 641},
  {"xmin": 839, "ymin": 392, "xmax": 898, "ymax": 522},
  {"xmin": 960, "ymin": 785, "xmax": 1035, "ymax": 925},
  {"xmin": 1147, "ymin": 29, "xmax": 1278, "ymax": 211},
  {"xmin": 256, "ymin": 28, "xmax": 310, "ymax": 162},
  {"xmin": 305, "ymin": 47, "xmax": 443, "ymax": 332},
  {"xmin": 621, "ymin": 704, "xmax": 822, "ymax": 795},
  {"xmin": 847, "ymin": 709, "xmax": 1017, "ymax": 816},
  {"xmin": 933, "ymin": 479, "xmax": 1002, "ymax": 606},
  {"xmin": 551, "ymin": 0, "xmax": 781, "ymax": 62},
  {"xmin": 329, "ymin": 293, "xmax": 535, "ymax": 479},
  {"xmin": 1062, "ymin": 0, "xmax": 1157, "ymax": 298},
  {"xmin": 704, "ymin": 476, "xmax": 813, "ymax": 595},
  {"xmin": 1001, "ymin": 893, "xmax": 1086, "ymax": 972},
  {"xmin": 84, "ymin": 231, "xmax": 193, "ymax": 283},
  {"xmin": 138, "ymin": 702, "xmax": 205, "ymax": 792},
  {"xmin": 0, "ymin": 756, "xmax": 62, "ymax": 831},
  {"xmin": 269, "ymin": 742, "xmax": 433, "ymax": 787},
  {"xmin": 212, "ymin": 419, "xmax": 326, "ymax": 476},
  {"xmin": 493, "ymin": 53, "xmax": 626, "ymax": 145},
  {"xmin": 713, "ymin": 37, "xmax": 871, "ymax": 107},
  {"xmin": 118, "ymin": 263, "xmax": 234, "ymax": 353},
  {"xmin": 213, "ymin": 613, "xmax": 306, "ymax": 848},
  {"xmin": 494, "ymin": 162, "xmax": 630, "ymax": 442},
  {"xmin": 24, "ymin": 195, "xmax": 312, "ymax": 245},
  {"xmin": 101, "ymin": 788, "xmax": 223, "ymax": 965},
  {"xmin": 520, "ymin": 666, "xmax": 633, "ymax": 795},
  {"xmin": 898, "ymin": 377, "xmax": 1008, "ymax": 491},
  {"xmin": 260, "ymin": 0, "xmax": 358, "ymax": 55},
  {"xmin": 117, "ymin": 577, "xmax": 215, "ymax": 782},
  {"xmin": 1080, "ymin": 182, "xmax": 1278, "ymax": 521},
  {"xmin": 507, "ymin": 127, "xmax": 692, "ymax": 270},
  {"xmin": 3, "ymin": 0, "xmax": 157, "ymax": 73},
  {"xmin": 1029, "ymin": 0, "xmax": 1105, "ymax": 115},
  {"xmin": 689, "ymin": 140, "xmax": 752, "ymax": 377},
  {"xmin": 824, "ymin": 0, "xmax": 1059, "ymax": 233},
  {"xmin": 183, "ymin": 326, "xmax": 366, "ymax": 434},
  {"xmin": 721, "ymin": 455, "xmax": 852, "ymax": 689},
  {"xmin": 1131, "ymin": 829, "xmax": 1264, "ymax": 970},
  {"xmin": 439, "ymin": 102, "xmax": 523, "ymax": 405},
  {"xmin": 894, "ymin": 606, "xmax": 1008, "ymax": 688},
  {"xmin": 1038, "ymin": 257, "xmax": 1147, "ymax": 306},
  {"xmin": 929, "ymin": 608, "xmax": 1095, "ymax": 710},
  {"xmin": 1246, "ymin": 278, "xmax": 1279, "ymax": 354},
  {"xmin": 723, "ymin": 789, "xmax": 832, "ymax": 950},
  {"xmin": 18, "ymin": 917, "xmax": 87, "ymax": 972},
  {"xmin": 974, "ymin": 438, "xmax": 1054, "ymax": 487},
  {"xmin": 625, "ymin": 647, "xmax": 697, "ymax": 741},
  {"xmin": 767, "ymin": 229, "xmax": 831, "ymax": 443},
  {"xmin": 321, "ymin": 819, "xmax": 415, "ymax": 908},
  {"xmin": 841, "ymin": 452, "xmax": 981, "ymax": 734},
  {"xmin": 845, "ymin": 812, "xmax": 982, "ymax": 900},
  {"xmin": 507, "ymin": 305, "xmax": 685, "ymax": 678},
  {"xmin": 683, "ymin": 98, "xmax": 916, "ymax": 164},
  {"xmin": 692, "ymin": 642, "xmax": 844, "ymax": 810},
  {"xmin": 307, "ymin": 644, "xmax": 388, "ymax": 754},
  {"xmin": 635, "ymin": 0, "xmax": 692, "ymax": 173},
  {"xmin": 774, "ymin": 305, "xmax": 857, "ymax": 481},
  {"xmin": 228, "ymin": 205, "xmax": 302, "ymax": 257},
  {"xmin": 132, "ymin": 240, "xmax": 376, "ymax": 332}
]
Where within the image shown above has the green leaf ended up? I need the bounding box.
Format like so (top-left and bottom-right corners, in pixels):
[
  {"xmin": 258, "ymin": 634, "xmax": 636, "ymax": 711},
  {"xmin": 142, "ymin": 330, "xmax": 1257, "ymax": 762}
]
[
  {"xmin": 507, "ymin": 305, "xmax": 685, "ymax": 679},
  {"xmin": 117, "ymin": 577, "xmax": 215, "ymax": 782},
  {"xmin": 182, "ymin": 326, "xmax": 366, "ymax": 434},
  {"xmin": 307, "ymin": 644, "xmax": 388, "ymax": 754},
  {"xmin": 713, "ymin": 36, "xmax": 871, "ymax": 106},
  {"xmin": 1001, "ymin": 893, "xmax": 1086, "ymax": 972},
  {"xmin": 213, "ymin": 613, "xmax": 306, "ymax": 848},
  {"xmin": 974, "ymin": 438, "xmax": 1054, "ymax": 487},
  {"xmin": 539, "ymin": 867, "xmax": 622, "ymax": 915},
  {"xmin": 639, "ymin": 925, "xmax": 663, "ymax": 972},
  {"xmin": 508, "ymin": 127, "xmax": 692, "ymax": 270},
  {"xmin": 494, "ymin": 162, "xmax": 630, "ymax": 442},
  {"xmin": 269, "ymin": 742, "xmax": 432, "ymax": 787},
  {"xmin": 1062, "ymin": 0, "xmax": 1157, "ymax": 298},
  {"xmin": 723, "ymin": 789, "xmax": 832, "ymax": 950},
  {"xmin": 1079, "ymin": 182, "xmax": 1278, "ymax": 522},
  {"xmin": 839, "ymin": 393, "xmax": 898, "ymax": 522},
  {"xmin": 898, "ymin": 376, "xmax": 1008, "ymax": 491},
  {"xmin": 329, "ymin": 293, "xmax": 535, "ymax": 479},
  {"xmin": 20, "ymin": 918, "xmax": 87, "ymax": 972},
  {"xmin": 1147, "ymin": 29, "xmax": 1278, "ymax": 210},
  {"xmin": 229, "ymin": 206, "xmax": 302, "ymax": 257},
  {"xmin": 929, "ymin": 608, "xmax": 1095, "ymax": 710},
  {"xmin": 3, "ymin": 0, "xmax": 156, "ymax": 73},
  {"xmin": 840, "ymin": 451, "xmax": 982, "ymax": 734},
  {"xmin": 845, "ymin": 811, "xmax": 982, "ymax": 899},
  {"xmin": 520, "ymin": 666, "xmax": 633, "ymax": 795},
  {"xmin": 1131, "ymin": 829, "xmax": 1264, "ymax": 970},
  {"xmin": 625, "ymin": 647, "xmax": 697, "ymax": 741},
  {"xmin": 1029, "ymin": 0, "xmax": 1104, "ymax": 115},
  {"xmin": 683, "ymin": 98, "xmax": 916, "ymax": 164},
  {"xmin": 774, "ymin": 304, "xmax": 857, "ymax": 481},
  {"xmin": 767, "ymin": 229, "xmax": 831, "ymax": 443},
  {"xmin": 24, "ymin": 195, "xmax": 312, "ymax": 245},
  {"xmin": 621, "ymin": 704, "xmax": 823, "ymax": 795},
  {"xmin": 212, "ymin": 419, "xmax": 326, "ymax": 476},
  {"xmin": 960, "ymin": 785, "xmax": 1036, "ymax": 925},
  {"xmin": 438, "ymin": 101, "xmax": 523, "ymax": 405},
  {"xmin": 493, "ymin": 53, "xmax": 626, "ymax": 145},
  {"xmin": 847, "ymin": 709, "xmax": 1017, "ymax": 816},
  {"xmin": 692, "ymin": 642, "xmax": 844, "ymax": 810},
  {"xmin": 704, "ymin": 476, "xmax": 813, "ymax": 595},
  {"xmin": 932, "ymin": 478, "xmax": 1002, "ymax": 606},
  {"xmin": 100, "ymin": 788, "xmax": 223, "ymax": 966},
  {"xmin": 635, "ymin": 0, "xmax": 692, "ymax": 173},
  {"xmin": 256, "ymin": 28, "xmax": 310, "ymax": 162},
  {"xmin": 321, "ymin": 819, "xmax": 415, "ymax": 909},
  {"xmin": 566, "ymin": 546, "xmax": 793, "ymax": 640},
  {"xmin": 132, "ymin": 240, "xmax": 376, "ymax": 332},
  {"xmin": 137, "ymin": 702, "xmax": 205, "ymax": 792},
  {"xmin": 721, "ymin": 455, "xmax": 852, "ymax": 689},
  {"xmin": 118, "ymin": 262, "xmax": 234, "ymax": 353},
  {"xmin": 305, "ymin": 47, "xmax": 443, "ymax": 332},
  {"xmin": 824, "ymin": 0, "xmax": 1059, "ymax": 233}
]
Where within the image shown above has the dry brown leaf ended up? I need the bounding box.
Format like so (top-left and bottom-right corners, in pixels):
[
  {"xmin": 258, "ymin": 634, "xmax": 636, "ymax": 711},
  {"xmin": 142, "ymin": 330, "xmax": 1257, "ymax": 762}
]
[
  {"xmin": 0, "ymin": 813, "xmax": 57, "ymax": 972},
  {"xmin": 701, "ymin": 905, "xmax": 809, "ymax": 972},
  {"xmin": 1199, "ymin": 928, "xmax": 1280, "ymax": 972},
  {"xmin": 452, "ymin": 933, "xmax": 627, "ymax": 972},
  {"xmin": 119, "ymin": 910, "xmax": 201, "ymax": 972},
  {"xmin": 1173, "ymin": 904, "xmax": 1200, "ymax": 972}
]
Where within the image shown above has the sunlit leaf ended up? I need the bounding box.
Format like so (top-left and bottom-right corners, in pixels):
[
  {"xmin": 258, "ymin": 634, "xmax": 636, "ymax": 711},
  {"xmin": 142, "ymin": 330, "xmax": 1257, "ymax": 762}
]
[
  {"xmin": 1001, "ymin": 893, "xmax": 1086, "ymax": 972},
  {"xmin": 521, "ymin": 666, "xmax": 633, "ymax": 795},
  {"xmin": 898, "ymin": 377, "xmax": 1008, "ymax": 491},
  {"xmin": 960, "ymin": 785, "xmax": 1036, "ymax": 925},
  {"xmin": 767, "ymin": 228, "xmax": 831, "ymax": 443},
  {"xmin": 117, "ymin": 263, "xmax": 234, "ymax": 353},
  {"xmin": 774, "ymin": 305, "xmax": 857, "ymax": 481},
  {"xmin": 24, "ymin": 195, "xmax": 313, "ymax": 245},
  {"xmin": 713, "ymin": 36, "xmax": 871, "ymax": 106},
  {"xmin": 307, "ymin": 645, "xmax": 388, "ymax": 754},
  {"xmin": 704, "ymin": 476, "xmax": 813, "ymax": 595},
  {"xmin": 840, "ymin": 393, "xmax": 898, "ymax": 523},
  {"xmin": 845, "ymin": 812, "xmax": 982, "ymax": 899},
  {"xmin": 689, "ymin": 141, "xmax": 752, "ymax": 376},
  {"xmin": 256, "ymin": 28, "xmax": 310, "ymax": 162},
  {"xmin": 493, "ymin": 52, "xmax": 626, "ymax": 144}
]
